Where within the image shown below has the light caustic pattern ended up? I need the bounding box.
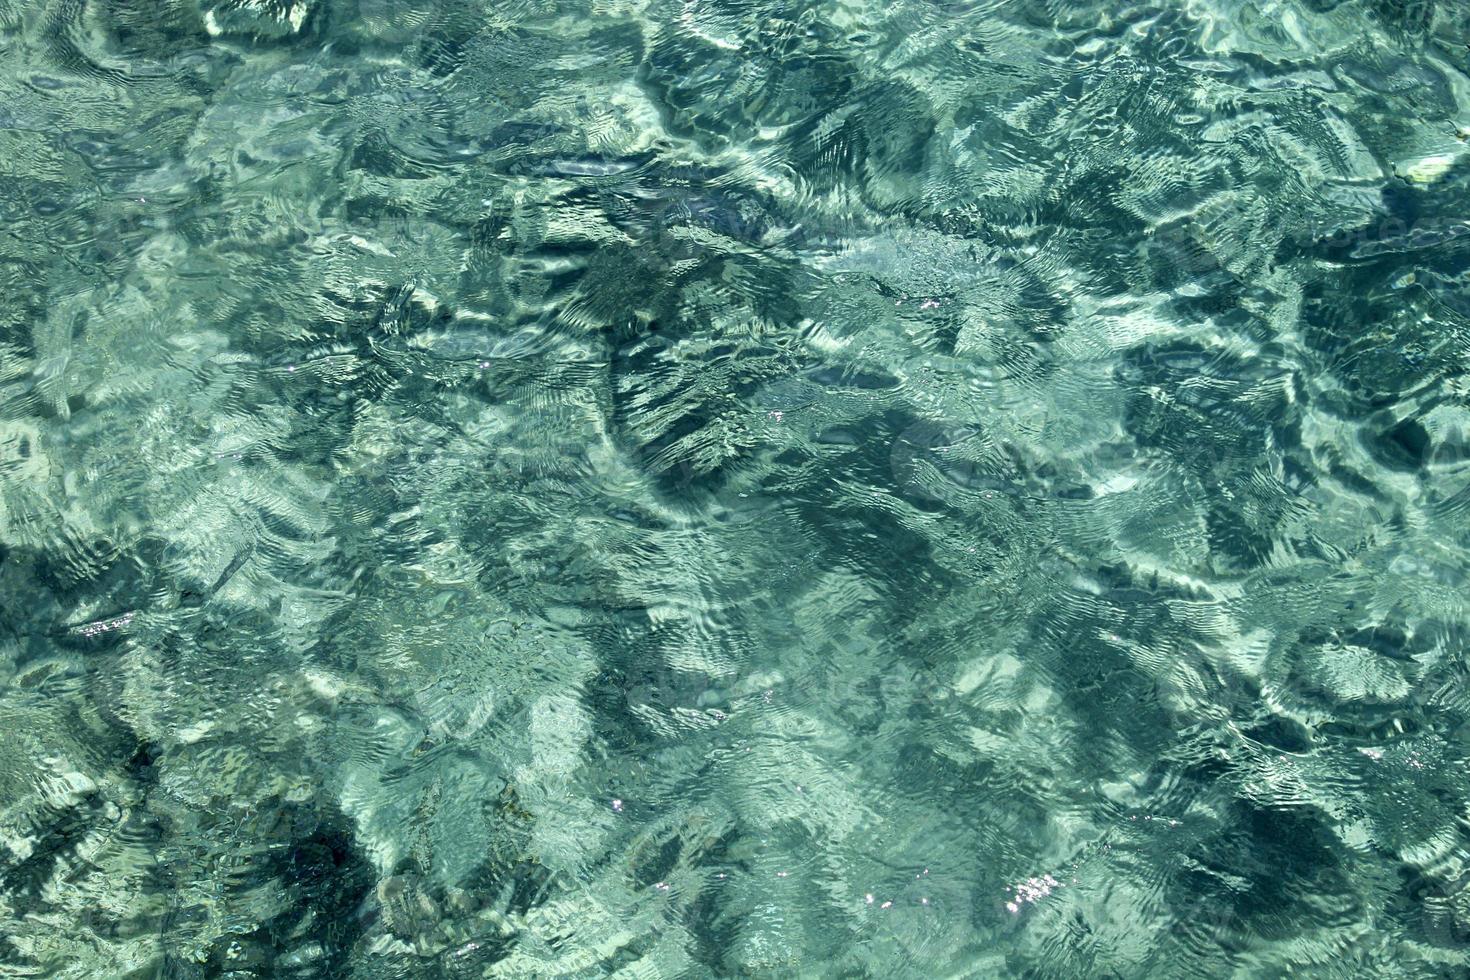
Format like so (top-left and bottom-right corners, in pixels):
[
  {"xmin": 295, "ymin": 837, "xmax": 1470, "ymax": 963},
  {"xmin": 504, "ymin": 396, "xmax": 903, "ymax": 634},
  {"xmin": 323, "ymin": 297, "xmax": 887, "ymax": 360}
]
[{"xmin": 2, "ymin": 0, "xmax": 1470, "ymax": 976}]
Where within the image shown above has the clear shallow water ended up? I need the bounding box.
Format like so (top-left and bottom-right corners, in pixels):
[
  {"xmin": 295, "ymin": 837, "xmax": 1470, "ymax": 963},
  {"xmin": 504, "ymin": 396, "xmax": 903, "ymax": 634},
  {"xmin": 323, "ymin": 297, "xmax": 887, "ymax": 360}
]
[{"xmin": 3, "ymin": 0, "xmax": 1470, "ymax": 975}]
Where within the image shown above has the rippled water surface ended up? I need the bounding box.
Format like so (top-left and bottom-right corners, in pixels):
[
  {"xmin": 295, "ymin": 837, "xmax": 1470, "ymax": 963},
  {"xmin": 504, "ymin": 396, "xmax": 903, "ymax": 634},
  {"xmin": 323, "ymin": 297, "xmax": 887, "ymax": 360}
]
[{"xmin": 5, "ymin": 0, "xmax": 1470, "ymax": 975}]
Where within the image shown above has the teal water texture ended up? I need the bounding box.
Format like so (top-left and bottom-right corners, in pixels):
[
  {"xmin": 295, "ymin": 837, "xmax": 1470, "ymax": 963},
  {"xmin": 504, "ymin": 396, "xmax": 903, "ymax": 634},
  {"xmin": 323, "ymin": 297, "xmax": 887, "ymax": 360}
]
[{"xmin": 3, "ymin": 0, "xmax": 1470, "ymax": 976}]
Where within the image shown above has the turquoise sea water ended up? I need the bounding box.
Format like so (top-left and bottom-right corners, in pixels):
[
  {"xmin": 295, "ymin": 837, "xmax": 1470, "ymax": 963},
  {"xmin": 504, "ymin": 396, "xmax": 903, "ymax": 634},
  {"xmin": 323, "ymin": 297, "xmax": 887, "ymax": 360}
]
[{"xmin": 4, "ymin": 0, "xmax": 1470, "ymax": 975}]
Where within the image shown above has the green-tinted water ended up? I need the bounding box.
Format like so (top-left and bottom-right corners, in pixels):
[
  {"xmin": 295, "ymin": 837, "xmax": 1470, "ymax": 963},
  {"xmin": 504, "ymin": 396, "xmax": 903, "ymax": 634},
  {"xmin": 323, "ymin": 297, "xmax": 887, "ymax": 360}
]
[{"xmin": 3, "ymin": 0, "xmax": 1470, "ymax": 975}]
